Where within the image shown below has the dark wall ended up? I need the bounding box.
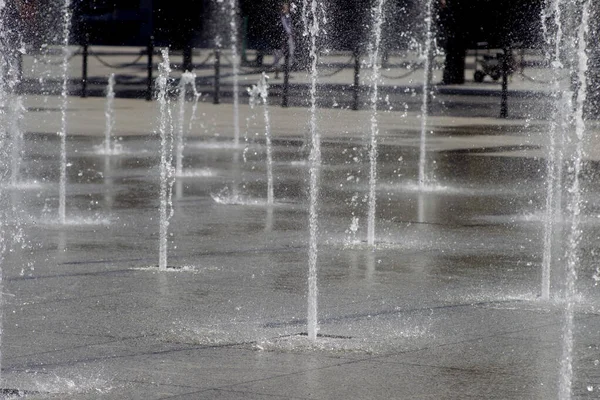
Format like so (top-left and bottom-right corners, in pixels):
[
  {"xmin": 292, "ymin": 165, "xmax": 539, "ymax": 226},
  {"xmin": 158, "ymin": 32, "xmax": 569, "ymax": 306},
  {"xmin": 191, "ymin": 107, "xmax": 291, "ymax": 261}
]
[
  {"xmin": 72, "ymin": 0, "xmax": 206, "ymax": 47},
  {"xmin": 442, "ymin": 0, "xmax": 543, "ymax": 48},
  {"xmin": 152, "ymin": 0, "xmax": 206, "ymax": 47},
  {"xmin": 240, "ymin": 0, "xmax": 281, "ymax": 51},
  {"xmin": 329, "ymin": 0, "xmax": 371, "ymax": 51},
  {"xmin": 240, "ymin": 0, "xmax": 543, "ymax": 52},
  {"xmin": 18, "ymin": 0, "xmax": 543, "ymax": 50},
  {"xmin": 72, "ymin": 0, "xmax": 150, "ymax": 45}
]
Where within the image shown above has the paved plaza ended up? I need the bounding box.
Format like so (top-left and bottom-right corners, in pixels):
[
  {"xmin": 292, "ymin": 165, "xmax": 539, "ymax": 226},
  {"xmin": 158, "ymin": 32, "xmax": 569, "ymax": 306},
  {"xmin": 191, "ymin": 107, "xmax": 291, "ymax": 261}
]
[{"xmin": 1, "ymin": 47, "xmax": 599, "ymax": 399}]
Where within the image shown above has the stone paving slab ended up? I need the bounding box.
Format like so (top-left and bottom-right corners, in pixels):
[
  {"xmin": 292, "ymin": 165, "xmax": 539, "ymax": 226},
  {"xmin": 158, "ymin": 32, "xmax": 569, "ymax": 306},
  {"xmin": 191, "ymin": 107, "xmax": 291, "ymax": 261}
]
[{"xmin": 0, "ymin": 86, "xmax": 599, "ymax": 399}]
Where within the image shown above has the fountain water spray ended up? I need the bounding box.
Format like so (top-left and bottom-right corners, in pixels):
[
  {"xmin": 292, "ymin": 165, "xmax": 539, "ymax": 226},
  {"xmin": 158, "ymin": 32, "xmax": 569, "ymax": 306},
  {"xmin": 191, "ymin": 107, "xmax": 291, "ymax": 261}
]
[
  {"xmin": 248, "ymin": 74, "xmax": 274, "ymax": 204},
  {"xmin": 257, "ymin": 73, "xmax": 274, "ymax": 205},
  {"xmin": 8, "ymin": 84, "xmax": 24, "ymax": 188},
  {"xmin": 103, "ymin": 73, "xmax": 115, "ymax": 155},
  {"xmin": 58, "ymin": 0, "xmax": 72, "ymax": 224},
  {"xmin": 541, "ymin": 0, "xmax": 570, "ymax": 301},
  {"xmin": 245, "ymin": 80, "xmax": 259, "ymax": 163},
  {"xmin": 175, "ymin": 72, "xmax": 200, "ymax": 177},
  {"xmin": 417, "ymin": 0, "xmax": 435, "ymax": 189},
  {"xmin": 187, "ymin": 86, "xmax": 201, "ymax": 135},
  {"xmin": 366, "ymin": 0, "xmax": 386, "ymax": 247},
  {"xmin": 4, "ymin": 37, "xmax": 25, "ymax": 189},
  {"xmin": 559, "ymin": 3, "xmax": 590, "ymax": 398},
  {"xmin": 157, "ymin": 49, "xmax": 175, "ymax": 271},
  {"xmin": 228, "ymin": 0, "xmax": 241, "ymax": 146},
  {"xmin": 302, "ymin": 0, "xmax": 323, "ymax": 342},
  {"xmin": 0, "ymin": 0, "xmax": 10, "ymax": 385}
]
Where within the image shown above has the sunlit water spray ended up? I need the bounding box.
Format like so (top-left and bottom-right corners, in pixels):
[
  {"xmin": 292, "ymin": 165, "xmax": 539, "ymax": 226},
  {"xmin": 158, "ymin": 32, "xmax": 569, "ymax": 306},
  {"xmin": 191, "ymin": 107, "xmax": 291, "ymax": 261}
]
[
  {"xmin": 58, "ymin": 0, "xmax": 72, "ymax": 224},
  {"xmin": 157, "ymin": 50, "xmax": 175, "ymax": 272},
  {"xmin": 175, "ymin": 72, "xmax": 200, "ymax": 177},
  {"xmin": 366, "ymin": 0, "xmax": 386, "ymax": 247}
]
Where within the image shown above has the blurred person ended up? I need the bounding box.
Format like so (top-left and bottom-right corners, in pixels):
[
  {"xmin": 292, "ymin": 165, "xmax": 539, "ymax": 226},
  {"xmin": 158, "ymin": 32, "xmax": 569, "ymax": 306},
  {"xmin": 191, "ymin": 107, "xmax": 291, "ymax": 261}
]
[
  {"xmin": 15, "ymin": 0, "xmax": 36, "ymax": 21},
  {"xmin": 272, "ymin": 1, "xmax": 295, "ymax": 72},
  {"xmin": 6, "ymin": 0, "xmax": 41, "ymax": 48}
]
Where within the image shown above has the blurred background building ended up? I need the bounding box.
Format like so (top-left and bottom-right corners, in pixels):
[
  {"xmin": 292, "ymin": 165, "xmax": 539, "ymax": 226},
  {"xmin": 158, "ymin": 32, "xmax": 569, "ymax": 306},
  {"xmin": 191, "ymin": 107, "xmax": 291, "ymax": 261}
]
[
  {"xmin": 12, "ymin": 0, "xmax": 554, "ymax": 86},
  {"xmin": 64, "ymin": 1, "xmax": 542, "ymax": 49}
]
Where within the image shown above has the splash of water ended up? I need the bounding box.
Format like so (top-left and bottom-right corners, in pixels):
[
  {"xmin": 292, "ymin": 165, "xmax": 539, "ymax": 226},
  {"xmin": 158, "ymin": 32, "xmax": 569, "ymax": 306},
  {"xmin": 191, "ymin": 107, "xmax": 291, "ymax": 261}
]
[
  {"xmin": 417, "ymin": 0, "xmax": 435, "ymax": 189},
  {"xmin": 157, "ymin": 50, "xmax": 174, "ymax": 272},
  {"xmin": 175, "ymin": 72, "xmax": 200, "ymax": 177},
  {"xmin": 103, "ymin": 74, "xmax": 115, "ymax": 155},
  {"xmin": 366, "ymin": 0, "xmax": 386, "ymax": 247},
  {"xmin": 303, "ymin": 0, "xmax": 322, "ymax": 342},
  {"xmin": 58, "ymin": 0, "xmax": 72, "ymax": 224},
  {"xmin": 559, "ymin": 2, "xmax": 590, "ymax": 398}
]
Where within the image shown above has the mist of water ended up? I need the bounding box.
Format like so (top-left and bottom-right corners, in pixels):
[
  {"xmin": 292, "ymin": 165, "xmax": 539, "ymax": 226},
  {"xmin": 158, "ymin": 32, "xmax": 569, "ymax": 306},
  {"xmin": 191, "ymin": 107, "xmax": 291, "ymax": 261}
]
[
  {"xmin": 366, "ymin": 0, "xmax": 386, "ymax": 247},
  {"xmin": 157, "ymin": 50, "xmax": 174, "ymax": 271}
]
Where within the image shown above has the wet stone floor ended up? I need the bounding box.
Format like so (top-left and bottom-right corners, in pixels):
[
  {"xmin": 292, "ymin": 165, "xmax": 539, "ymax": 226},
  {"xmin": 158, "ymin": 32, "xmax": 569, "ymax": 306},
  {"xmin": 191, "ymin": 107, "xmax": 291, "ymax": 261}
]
[{"xmin": 1, "ymin": 128, "xmax": 600, "ymax": 399}]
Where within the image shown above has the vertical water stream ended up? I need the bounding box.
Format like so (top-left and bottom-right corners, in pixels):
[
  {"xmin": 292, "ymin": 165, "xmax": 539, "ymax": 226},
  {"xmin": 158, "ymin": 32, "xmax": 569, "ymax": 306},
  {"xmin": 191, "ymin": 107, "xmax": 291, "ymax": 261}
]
[
  {"xmin": 366, "ymin": 0, "xmax": 386, "ymax": 247},
  {"xmin": 303, "ymin": 0, "xmax": 322, "ymax": 341},
  {"xmin": 157, "ymin": 50, "xmax": 174, "ymax": 271},
  {"xmin": 559, "ymin": 3, "xmax": 590, "ymax": 398},
  {"xmin": 58, "ymin": 0, "xmax": 72, "ymax": 224}
]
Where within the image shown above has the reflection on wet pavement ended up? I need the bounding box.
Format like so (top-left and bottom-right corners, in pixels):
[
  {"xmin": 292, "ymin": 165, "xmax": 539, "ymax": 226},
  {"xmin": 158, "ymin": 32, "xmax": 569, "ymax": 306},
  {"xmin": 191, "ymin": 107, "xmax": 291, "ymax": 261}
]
[{"xmin": 3, "ymin": 129, "xmax": 600, "ymax": 399}]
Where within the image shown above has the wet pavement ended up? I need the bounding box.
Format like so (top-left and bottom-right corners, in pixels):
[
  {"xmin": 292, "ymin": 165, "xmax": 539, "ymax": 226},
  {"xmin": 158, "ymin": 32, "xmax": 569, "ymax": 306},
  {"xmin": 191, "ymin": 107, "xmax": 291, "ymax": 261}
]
[{"xmin": 1, "ymin": 94, "xmax": 600, "ymax": 399}]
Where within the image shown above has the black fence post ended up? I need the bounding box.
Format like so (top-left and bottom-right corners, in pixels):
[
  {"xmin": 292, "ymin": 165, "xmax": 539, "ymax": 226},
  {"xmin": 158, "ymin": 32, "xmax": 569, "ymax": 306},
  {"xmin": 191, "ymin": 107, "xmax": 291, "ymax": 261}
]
[
  {"xmin": 81, "ymin": 34, "xmax": 89, "ymax": 98},
  {"xmin": 500, "ymin": 48, "xmax": 509, "ymax": 119},
  {"xmin": 214, "ymin": 48, "xmax": 221, "ymax": 105},
  {"xmin": 352, "ymin": 48, "xmax": 360, "ymax": 111},
  {"xmin": 282, "ymin": 48, "xmax": 290, "ymax": 107},
  {"xmin": 146, "ymin": 37, "xmax": 154, "ymax": 101}
]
